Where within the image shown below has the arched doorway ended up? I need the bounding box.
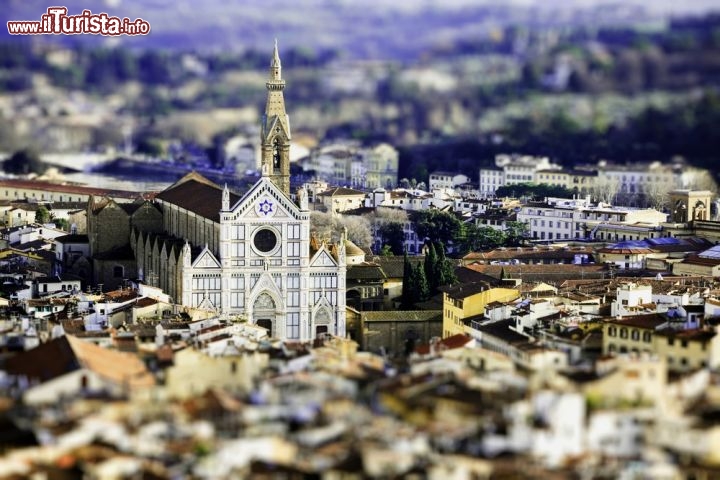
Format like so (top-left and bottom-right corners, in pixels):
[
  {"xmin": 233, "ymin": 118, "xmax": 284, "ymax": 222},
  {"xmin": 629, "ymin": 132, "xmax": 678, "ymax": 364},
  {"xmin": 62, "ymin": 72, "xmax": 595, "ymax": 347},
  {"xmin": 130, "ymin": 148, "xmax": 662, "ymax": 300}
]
[
  {"xmin": 314, "ymin": 308, "xmax": 331, "ymax": 338},
  {"xmin": 346, "ymin": 290, "xmax": 361, "ymax": 310},
  {"xmin": 253, "ymin": 292, "xmax": 275, "ymax": 336}
]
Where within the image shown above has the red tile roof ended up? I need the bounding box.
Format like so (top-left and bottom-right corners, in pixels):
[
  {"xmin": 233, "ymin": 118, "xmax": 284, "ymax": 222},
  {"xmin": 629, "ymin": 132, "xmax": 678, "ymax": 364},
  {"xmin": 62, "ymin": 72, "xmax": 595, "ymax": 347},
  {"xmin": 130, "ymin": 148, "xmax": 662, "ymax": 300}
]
[
  {"xmin": 5, "ymin": 335, "xmax": 155, "ymax": 389},
  {"xmin": 415, "ymin": 333, "xmax": 472, "ymax": 355},
  {"xmin": 0, "ymin": 178, "xmax": 145, "ymax": 199},
  {"xmin": 155, "ymin": 173, "xmax": 240, "ymax": 222}
]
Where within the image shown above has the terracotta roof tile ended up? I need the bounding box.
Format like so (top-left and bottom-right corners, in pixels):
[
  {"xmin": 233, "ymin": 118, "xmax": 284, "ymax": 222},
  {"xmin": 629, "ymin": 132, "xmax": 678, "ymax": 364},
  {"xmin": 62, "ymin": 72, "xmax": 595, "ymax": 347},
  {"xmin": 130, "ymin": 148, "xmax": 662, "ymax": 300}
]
[
  {"xmin": 156, "ymin": 175, "xmax": 240, "ymax": 222},
  {"xmin": 0, "ymin": 178, "xmax": 145, "ymax": 199}
]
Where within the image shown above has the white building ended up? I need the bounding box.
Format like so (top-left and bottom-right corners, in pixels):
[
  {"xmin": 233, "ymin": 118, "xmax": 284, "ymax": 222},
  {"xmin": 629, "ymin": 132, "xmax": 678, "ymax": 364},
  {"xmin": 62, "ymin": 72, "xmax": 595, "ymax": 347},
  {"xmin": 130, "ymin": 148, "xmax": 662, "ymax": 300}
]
[
  {"xmin": 428, "ymin": 171, "xmax": 470, "ymax": 191},
  {"xmin": 518, "ymin": 196, "xmax": 668, "ymax": 242},
  {"xmin": 611, "ymin": 283, "xmax": 653, "ymax": 317},
  {"xmin": 479, "ymin": 154, "xmax": 561, "ymax": 199},
  {"xmin": 134, "ymin": 43, "xmax": 346, "ymax": 341}
]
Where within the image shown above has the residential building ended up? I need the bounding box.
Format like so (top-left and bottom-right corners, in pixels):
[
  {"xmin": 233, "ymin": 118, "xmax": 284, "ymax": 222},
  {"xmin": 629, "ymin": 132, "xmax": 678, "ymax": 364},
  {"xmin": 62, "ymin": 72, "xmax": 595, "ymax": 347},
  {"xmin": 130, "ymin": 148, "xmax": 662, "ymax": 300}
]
[
  {"xmin": 478, "ymin": 166, "xmax": 503, "ymax": 198},
  {"xmin": 441, "ymin": 282, "xmax": 519, "ymax": 338},
  {"xmin": 673, "ymin": 245, "xmax": 720, "ymax": 277},
  {"xmin": 359, "ymin": 310, "xmax": 442, "ymax": 354},
  {"xmin": 303, "ymin": 141, "xmax": 398, "ymax": 190},
  {"xmin": 428, "ymin": 171, "xmax": 470, "ymax": 191},
  {"xmin": 0, "ymin": 178, "xmax": 145, "ymax": 205},
  {"xmin": 4, "ymin": 334, "xmax": 155, "ymax": 405},
  {"xmin": 603, "ymin": 314, "xmax": 720, "ymax": 370},
  {"xmin": 316, "ymin": 187, "xmax": 366, "ymax": 215}
]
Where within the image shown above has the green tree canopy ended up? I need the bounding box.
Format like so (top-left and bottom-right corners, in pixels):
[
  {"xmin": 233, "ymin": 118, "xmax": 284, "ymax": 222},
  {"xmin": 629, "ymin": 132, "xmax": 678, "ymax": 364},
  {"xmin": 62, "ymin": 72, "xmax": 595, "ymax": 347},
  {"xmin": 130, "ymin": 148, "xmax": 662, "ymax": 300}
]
[
  {"xmin": 34, "ymin": 205, "xmax": 50, "ymax": 224},
  {"xmin": 494, "ymin": 182, "xmax": 576, "ymax": 200},
  {"xmin": 378, "ymin": 222, "xmax": 405, "ymax": 256},
  {"xmin": 414, "ymin": 209, "xmax": 464, "ymax": 247},
  {"xmin": 461, "ymin": 224, "xmax": 507, "ymax": 253},
  {"xmin": 423, "ymin": 242, "xmax": 438, "ymax": 294},
  {"xmin": 435, "ymin": 241, "xmax": 457, "ymax": 288},
  {"xmin": 504, "ymin": 221, "xmax": 530, "ymax": 246}
]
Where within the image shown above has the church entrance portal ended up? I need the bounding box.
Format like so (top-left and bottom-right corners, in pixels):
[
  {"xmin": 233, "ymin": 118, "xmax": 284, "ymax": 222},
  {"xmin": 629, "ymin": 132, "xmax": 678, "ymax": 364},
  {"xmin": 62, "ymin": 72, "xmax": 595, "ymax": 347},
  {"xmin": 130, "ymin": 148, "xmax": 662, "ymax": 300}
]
[{"xmin": 253, "ymin": 292, "xmax": 276, "ymax": 336}]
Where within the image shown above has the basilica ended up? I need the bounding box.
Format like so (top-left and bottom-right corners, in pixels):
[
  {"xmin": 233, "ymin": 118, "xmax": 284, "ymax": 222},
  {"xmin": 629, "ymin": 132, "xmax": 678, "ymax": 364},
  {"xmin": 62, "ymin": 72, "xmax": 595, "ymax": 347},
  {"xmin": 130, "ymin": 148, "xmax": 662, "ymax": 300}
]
[{"xmin": 129, "ymin": 43, "xmax": 347, "ymax": 340}]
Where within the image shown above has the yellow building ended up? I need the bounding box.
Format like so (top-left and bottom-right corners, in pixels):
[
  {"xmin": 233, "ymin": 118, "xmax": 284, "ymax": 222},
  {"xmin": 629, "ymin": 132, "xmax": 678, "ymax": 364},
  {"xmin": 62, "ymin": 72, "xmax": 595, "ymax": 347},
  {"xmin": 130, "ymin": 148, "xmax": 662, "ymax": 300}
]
[
  {"xmin": 603, "ymin": 314, "xmax": 720, "ymax": 371},
  {"xmin": 442, "ymin": 282, "xmax": 519, "ymax": 338},
  {"xmin": 164, "ymin": 347, "xmax": 269, "ymax": 400},
  {"xmin": 535, "ymin": 169, "xmax": 571, "ymax": 190}
]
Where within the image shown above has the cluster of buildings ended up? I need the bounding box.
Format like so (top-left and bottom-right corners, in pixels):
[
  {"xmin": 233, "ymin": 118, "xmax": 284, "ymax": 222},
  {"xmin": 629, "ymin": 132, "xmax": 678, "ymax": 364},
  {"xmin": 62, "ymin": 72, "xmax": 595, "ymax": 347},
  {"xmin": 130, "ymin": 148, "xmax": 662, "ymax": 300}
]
[
  {"xmin": 2, "ymin": 45, "xmax": 720, "ymax": 476},
  {"xmin": 2, "ymin": 272, "xmax": 720, "ymax": 477},
  {"xmin": 480, "ymin": 154, "xmax": 718, "ymax": 208}
]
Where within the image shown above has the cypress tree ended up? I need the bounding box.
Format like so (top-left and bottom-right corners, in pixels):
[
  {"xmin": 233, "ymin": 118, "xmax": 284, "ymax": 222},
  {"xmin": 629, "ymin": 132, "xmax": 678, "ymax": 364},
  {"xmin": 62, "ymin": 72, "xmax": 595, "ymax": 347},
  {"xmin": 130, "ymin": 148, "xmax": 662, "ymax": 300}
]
[
  {"xmin": 436, "ymin": 241, "xmax": 457, "ymax": 288},
  {"xmin": 413, "ymin": 263, "xmax": 430, "ymax": 303},
  {"xmin": 424, "ymin": 242, "xmax": 438, "ymax": 294},
  {"xmin": 401, "ymin": 251, "xmax": 413, "ymax": 308}
]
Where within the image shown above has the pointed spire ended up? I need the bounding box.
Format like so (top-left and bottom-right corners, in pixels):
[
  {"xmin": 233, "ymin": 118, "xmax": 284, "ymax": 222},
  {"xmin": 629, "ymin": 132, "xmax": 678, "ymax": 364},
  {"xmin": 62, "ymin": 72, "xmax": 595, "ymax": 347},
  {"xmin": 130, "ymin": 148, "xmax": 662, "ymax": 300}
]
[
  {"xmin": 269, "ymin": 38, "xmax": 282, "ymax": 81},
  {"xmin": 271, "ymin": 38, "xmax": 281, "ymax": 68},
  {"xmin": 182, "ymin": 240, "xmax": 191, "ymax": 266},
  {"xmin": 222, "ymin": 183, "xmax": 230, "ymax": 211}
]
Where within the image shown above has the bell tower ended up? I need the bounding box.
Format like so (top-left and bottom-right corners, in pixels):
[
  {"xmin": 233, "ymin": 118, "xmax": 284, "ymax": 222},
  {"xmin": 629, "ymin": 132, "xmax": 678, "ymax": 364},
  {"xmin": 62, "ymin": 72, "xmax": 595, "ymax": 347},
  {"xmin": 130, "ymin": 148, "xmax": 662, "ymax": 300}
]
[{"xmin": 261, "ymin": 39, "xmax": 291, "ymax": 196}]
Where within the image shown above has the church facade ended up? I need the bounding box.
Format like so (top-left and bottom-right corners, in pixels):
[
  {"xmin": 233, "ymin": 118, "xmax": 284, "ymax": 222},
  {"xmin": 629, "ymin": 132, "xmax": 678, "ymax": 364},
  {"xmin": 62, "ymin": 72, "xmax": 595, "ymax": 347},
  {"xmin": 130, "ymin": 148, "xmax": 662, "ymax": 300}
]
[{"xmin": 131, "ymin": 43, "xmax": 346, "ymax": 340}]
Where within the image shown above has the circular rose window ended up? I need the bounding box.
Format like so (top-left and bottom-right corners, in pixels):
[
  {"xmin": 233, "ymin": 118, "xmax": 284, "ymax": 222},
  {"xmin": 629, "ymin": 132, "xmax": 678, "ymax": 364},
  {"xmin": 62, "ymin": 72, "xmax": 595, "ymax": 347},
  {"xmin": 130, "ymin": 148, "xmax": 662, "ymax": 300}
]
[{"xmin": 253, "ymin": 228, "xmax": 278, "ymax": 253}]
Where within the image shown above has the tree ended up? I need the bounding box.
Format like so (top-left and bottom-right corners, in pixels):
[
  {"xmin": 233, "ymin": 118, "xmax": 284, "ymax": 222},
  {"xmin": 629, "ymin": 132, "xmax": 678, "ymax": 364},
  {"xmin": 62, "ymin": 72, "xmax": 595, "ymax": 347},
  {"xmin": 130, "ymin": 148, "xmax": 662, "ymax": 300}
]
[
  {"xmin": 423, "ymin": 242, "xmax": 438, "ymax": 294},
  {"xmin": 414, "ymin": 209, "xmax": 464, "ymax": 247},
  {"xmin": 401, "ymin": 251, "xmax": 412, "ymax": 308},
  {"xmin": 644, "ymin": 179, "xmax": 671, "ymax": 211},
  {"xmin": 590, "ymin": 175, "xmax": 620, "ymax": 205},
  {"xmin": 3, "ymin": 148, "xmax": 46, "ymax": 175},
  {"xmin": 53, "ymin": 218, "xmax": 70, "ymax": 231},
  {"xmin": 435, "ymin": 241, "xmax": 457, "ymax": 288},
  {"xmin": 378, "ymin": 222, "xmax": 405, "ymax": 256},
  {"xmin": 504, "ymin": 221, "xmax": 529, "ymax": 246},
  {"xmin": 684, "ymin": 168, "xmax": 719, "ymax": 195},
  {"xmin": 135, "ymin": 137, "xmax": 165, "ymax": 157},
  {"xmin": 461, "ymin": 224, "xmax": 506, "ymax": 253},
  {"xmin": 411, "ymin": 263, "xmax": 430, "ymax": 304},
  {"xmin": 35, "ymin": 205, "xmax": 50, "ymax": 224},
  {"xmin": 370, "ymin": 207, "xmax": 408, "ymax": 254},
  {"xmin": 495, "ymin": 182, "xmax": 576, "ymax": 200},
  {"xmin": 310, "ymin": 211, "xmax": 372, "ymax": 250}
]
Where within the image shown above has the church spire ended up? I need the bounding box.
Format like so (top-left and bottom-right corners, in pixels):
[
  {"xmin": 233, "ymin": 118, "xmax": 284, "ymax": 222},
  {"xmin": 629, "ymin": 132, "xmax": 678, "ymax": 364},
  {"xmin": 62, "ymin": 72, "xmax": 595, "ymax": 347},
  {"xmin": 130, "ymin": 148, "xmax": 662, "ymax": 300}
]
[
  {"xmin": 270, "ymin": 38, "xmax": 281, "ymax": 79},
  {"xmin": 222, "ymin": 183, "xmax": 230, "ymax": 211},
  {"xmin": 261, "ymin": 39, "xmax": 291, "ymax": 196}
]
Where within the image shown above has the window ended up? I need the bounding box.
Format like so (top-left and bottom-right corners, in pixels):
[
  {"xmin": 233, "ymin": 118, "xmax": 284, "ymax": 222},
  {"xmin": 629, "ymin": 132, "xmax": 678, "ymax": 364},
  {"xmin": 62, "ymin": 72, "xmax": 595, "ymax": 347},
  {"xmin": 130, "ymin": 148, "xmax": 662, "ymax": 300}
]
[
  {"xmin": 620, "ymin": 328, "xmax": 628, "ymax": 339},
  {"xmin": 642, "ymin": 332, "xmax": 651, "ymax": 343},
  {"xmin": 253, "ymin": 228, "xmax": 278, "ymax": 253},
  {"xmin": 681, "ymin": 340, "xmax": 688, "ymax": 348},
  {"xmin": 287, "ymin": 313, "xmax": 300, "ymax": 339},
  {"xmin": 608, "ymin": 326, "xmax": 617, "ymax": 337},
  {"xmin": 631, "ymin": 330, "xmax": 639, "ymax": 341}
]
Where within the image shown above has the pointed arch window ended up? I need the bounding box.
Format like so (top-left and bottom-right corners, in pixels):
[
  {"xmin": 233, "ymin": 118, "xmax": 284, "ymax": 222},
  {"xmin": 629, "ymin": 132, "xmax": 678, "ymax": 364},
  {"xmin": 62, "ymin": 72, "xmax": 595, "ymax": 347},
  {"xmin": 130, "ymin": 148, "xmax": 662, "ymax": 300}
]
[{"xmin": 272, "ymin": 137, "xmax": 280, "ymax": 169}]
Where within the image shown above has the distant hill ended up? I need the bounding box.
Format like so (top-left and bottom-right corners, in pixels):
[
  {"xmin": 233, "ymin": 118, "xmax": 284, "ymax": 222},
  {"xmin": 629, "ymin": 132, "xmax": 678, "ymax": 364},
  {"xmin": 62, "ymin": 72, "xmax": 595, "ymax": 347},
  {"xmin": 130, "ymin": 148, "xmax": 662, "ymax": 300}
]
[{"xmin": 4, "ymin": 0, "xmax": 718, "ymax": 59}]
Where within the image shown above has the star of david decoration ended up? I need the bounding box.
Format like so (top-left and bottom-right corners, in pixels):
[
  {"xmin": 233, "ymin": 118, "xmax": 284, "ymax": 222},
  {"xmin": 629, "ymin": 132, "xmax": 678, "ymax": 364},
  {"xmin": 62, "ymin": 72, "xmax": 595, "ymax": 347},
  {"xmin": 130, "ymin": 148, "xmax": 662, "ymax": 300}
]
[{"xmin": 258, "ymin": 198, "xmax": 274, "ymax": 216}]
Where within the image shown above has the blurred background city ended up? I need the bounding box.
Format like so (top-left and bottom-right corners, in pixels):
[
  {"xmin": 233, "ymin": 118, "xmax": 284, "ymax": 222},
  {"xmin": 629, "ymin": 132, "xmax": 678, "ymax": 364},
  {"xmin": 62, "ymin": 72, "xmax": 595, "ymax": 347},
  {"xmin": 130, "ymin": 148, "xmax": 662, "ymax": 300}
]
[
  {"xmin": 1, "ymin": 0, "xmax": 720, "ymax": 190},
  {"xmin": 2, "ymin": 2, "xmax": 720, "ymax": 479}
]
